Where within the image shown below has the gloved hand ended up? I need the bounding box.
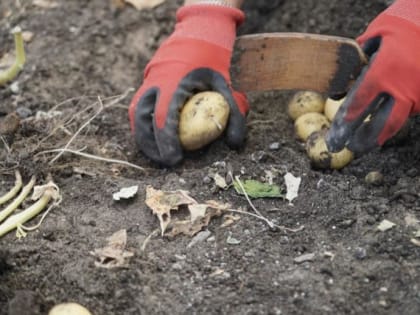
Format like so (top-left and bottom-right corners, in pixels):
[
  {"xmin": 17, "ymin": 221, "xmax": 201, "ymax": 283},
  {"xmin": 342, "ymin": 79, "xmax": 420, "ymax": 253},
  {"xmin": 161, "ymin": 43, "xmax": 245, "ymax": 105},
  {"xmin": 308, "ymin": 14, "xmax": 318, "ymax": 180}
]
[
  {"xmin": 327, "ymin": 0, "xmax": 420, "ymax": 154},
  {"xmin": 128, "ymin": 4, "xmax": 248, "ymax": 166}
]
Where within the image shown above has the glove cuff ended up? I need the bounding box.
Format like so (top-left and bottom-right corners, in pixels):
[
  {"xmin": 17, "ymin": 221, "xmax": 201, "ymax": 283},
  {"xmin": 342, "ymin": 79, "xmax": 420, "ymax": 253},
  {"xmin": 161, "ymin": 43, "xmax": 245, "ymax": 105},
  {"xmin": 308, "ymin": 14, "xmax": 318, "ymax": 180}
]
[
  {"xmin": 172, "ymin": 4, "xmax": 245, "ymax": 51},
  {"xmin": 385, "ymin": 0, "xmax": 420, "ymax": 27}
]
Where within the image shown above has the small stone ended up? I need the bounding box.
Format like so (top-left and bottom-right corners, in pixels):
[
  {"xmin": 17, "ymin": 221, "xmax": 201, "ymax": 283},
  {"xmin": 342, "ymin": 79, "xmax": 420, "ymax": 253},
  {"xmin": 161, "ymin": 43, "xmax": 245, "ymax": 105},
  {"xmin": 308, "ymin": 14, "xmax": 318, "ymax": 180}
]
[
  {"xmin": 279, "ymin": 236, "xmax": 289, "ymax": 244},
  {"xmin": 269, "ymin": 142, "xmax": 280, "ymax": 150},
  {"xmin": 406, "ymin": 168, "xmax": 418, "ymax": 178},
  {"xmin": 365, "ymin": 171, "xmax": 384, "ymax": 186},
  {"xmin": 203, "ymin": 176, "xmax": 212, "ymax": 184},
  {"xmin": 171, "ymin": 262, "xmax": 184, "ymax": 271},
  {"xmin": 10, "ymin": 81, "xmax": 20, "ymax": 94},
  {"xmin": 16, "ymin": 107, "xmax": 32, "ymax": 119},
  {"xmin": 354, "ymin": 247, "xmax": 367, "ymax": 260}
]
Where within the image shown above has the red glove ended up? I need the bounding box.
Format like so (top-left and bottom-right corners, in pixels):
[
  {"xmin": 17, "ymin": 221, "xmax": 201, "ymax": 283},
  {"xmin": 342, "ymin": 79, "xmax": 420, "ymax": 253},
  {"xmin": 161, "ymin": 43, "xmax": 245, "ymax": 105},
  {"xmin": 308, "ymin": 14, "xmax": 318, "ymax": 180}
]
[
  {"xmin": 128, "ymin": 4, "xmax": 248, "ymax": 166},
  {"xmin": 327, "ymin": 0, "xmax": 420, "ymax": 154}
]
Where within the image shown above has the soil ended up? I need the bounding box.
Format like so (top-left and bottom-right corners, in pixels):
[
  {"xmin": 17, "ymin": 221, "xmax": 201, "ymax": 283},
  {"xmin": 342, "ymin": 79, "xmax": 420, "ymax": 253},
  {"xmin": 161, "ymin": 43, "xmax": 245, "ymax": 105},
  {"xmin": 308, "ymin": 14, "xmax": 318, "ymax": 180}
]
[{"xmin": 1, "ymin": 0, "xmax": 420, "ymax": 315}]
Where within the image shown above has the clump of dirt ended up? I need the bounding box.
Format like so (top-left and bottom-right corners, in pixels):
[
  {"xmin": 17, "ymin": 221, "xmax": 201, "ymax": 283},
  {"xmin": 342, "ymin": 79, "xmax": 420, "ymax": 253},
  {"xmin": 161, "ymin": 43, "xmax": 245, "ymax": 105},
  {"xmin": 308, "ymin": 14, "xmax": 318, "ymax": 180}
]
[{"xmin": 1, "ymin": 1, "xmax": 419, "ymax": 315}]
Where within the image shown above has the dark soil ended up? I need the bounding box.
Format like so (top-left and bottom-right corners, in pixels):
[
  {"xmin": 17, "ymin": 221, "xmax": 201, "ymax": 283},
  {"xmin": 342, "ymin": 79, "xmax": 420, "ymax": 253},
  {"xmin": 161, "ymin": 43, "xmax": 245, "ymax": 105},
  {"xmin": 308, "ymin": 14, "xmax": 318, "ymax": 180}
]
[{"xmin": 1, "ymin": 0, "xmax": 420, "ymax": 314}]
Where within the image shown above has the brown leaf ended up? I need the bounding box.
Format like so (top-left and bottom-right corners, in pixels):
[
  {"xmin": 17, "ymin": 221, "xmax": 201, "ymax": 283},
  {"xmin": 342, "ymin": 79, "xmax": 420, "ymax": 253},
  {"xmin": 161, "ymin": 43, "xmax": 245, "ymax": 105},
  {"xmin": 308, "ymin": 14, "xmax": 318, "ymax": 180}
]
[
  {"xmin": 145, "ymin": 186, "xmax": 197, "ymax": 235},
  {"xmin": 124, "ymin": 0, "xmax": 165, "ymax": 10},
  {"xmin": 220, "ymin": 214, "xmax": 241, "ymax": 228},
  {"xmin": 90, "ymin": 229, "xmax": 134, "ymax": 269}
]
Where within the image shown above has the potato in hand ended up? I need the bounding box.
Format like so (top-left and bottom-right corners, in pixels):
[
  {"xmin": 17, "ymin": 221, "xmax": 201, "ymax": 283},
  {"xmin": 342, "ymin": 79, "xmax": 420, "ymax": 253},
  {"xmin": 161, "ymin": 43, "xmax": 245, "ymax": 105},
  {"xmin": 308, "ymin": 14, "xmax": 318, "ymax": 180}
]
[{"xmin": 179, "ymin": 92, "xmax": 230, "ymax": 151}]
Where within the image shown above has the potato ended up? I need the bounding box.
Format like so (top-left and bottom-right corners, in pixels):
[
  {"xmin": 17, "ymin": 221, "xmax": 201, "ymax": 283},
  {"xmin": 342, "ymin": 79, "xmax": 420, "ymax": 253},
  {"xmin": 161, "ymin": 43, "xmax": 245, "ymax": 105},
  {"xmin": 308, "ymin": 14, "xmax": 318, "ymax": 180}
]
[
  {"xmin": 287, "ymin": 91, "xmax": 325, "ymax": 121},
  {"xmin": 179, "ymin": 91, "xmax": 230, "ymax": 151},
  {"xmin": 294, "ymin": 112, "xmax": 330, "ymax": 141},
  {"xmin": 324, "ymin": 97, "xmax": 345, "ymax": 121},
  {"xmin": 49, "ymin": 303, "xmax": 92, "ymax": 315},
  {"xmin": 306, "ymin": 130, "xmax": 353, "ymax": 170}
]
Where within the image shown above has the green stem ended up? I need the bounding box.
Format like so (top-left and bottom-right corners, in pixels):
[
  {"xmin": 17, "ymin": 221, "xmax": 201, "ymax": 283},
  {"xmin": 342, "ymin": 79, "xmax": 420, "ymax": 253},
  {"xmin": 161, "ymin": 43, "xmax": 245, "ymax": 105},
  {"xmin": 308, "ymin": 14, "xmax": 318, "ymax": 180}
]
[
  {"xmin": 0, "ymin": 190, "xmax": 52, "ymax": 238},
  {"xmin": 0, "ymin": 171, "xmax": 22, "ymax": 206},
  {"xmin": 0, "ymin": 27, "xmax": 26, "ymax": 86},
  {"xmin": 0, "ymin": 176, "xmax": 36, "ymax": 223}
]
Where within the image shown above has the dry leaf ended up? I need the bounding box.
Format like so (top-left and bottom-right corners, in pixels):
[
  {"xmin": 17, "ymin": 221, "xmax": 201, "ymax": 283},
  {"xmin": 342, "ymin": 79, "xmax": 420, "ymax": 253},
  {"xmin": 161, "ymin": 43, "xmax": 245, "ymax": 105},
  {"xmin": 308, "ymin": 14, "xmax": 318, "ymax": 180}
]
[
  {"xmin": 124, "ymin": 0, "xmax": 165, "ymax": 10},
  {"xmin": 33, "ymin": 0, "xmax": 59, "ymax": 9},
  {"xmin": 284, "ymin": 172, "xmax": 301, "ymax": 203},
  {"xmin": 212, "ymin": 173, "xmax": 228, "ymax": 189},
  {"xmin": 90, "ymin": 229, "xmax": 134, "ymax": 268},
  {"xmin": 145, "ymin": 186, "xmax": 197, "ymax": 235},
  {"xmin": 145, "ymin": 186, "xmax": 235, "ymax": 237}
]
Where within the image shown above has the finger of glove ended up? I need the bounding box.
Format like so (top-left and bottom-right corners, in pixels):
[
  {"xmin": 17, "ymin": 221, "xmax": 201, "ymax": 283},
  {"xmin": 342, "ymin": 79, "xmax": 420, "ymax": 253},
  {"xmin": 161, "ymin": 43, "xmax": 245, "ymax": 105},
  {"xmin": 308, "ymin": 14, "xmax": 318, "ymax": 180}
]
[
  {"xmin": 349, "ymin": 96, "xmax": 412, "ymax": 153},
  {"xmin": 210, "ymin": 74, "xmax": 248, "ymax": 149},
  {"xmin": 345, "ymin": 94, "xmax": 396, "ymax": 154},
  {"xmin": 326, "ymin": 49, "xmax": 384, "ymax": 152},
  {"xmin": 132, "ymin": 87, "xmax": 165, "ymax": 163}
]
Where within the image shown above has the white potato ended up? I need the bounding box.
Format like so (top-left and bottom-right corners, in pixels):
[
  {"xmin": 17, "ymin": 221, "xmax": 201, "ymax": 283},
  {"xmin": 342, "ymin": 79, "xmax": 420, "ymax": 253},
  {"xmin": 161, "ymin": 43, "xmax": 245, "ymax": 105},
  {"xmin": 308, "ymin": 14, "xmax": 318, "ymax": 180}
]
[
  {"xmin": 287, "ymin": 91, "xmax": 325, "ymax": 121},
  {"xmin": 295, "ymin": 112, "xmax": 330, "ymax": 141},
  {"xmin": 324, "ymin": 97, "xmax": 345, "ymax": 121},
  {"xmin": 49, "ymin": 303, "xmax": 92, "ymax": 315},
  {"xmin": 306, "ymin": 130, "xmax": 353, "ymax": 170},
  {"xmin": 179, "ymin": 91, "xmax": 230, "ymax": 151}
]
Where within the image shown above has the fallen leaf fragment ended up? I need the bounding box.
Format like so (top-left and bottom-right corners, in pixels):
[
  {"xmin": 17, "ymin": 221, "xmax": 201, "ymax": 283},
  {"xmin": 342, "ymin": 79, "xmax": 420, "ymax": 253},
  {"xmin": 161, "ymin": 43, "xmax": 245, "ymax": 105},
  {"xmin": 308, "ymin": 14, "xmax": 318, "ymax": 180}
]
[
  {"xmin": 220, "ymin": 214, "xmax": 240, "ymax": 228},
  {"xmin": 90, "ymin": 229, "xmax": 134, "ymax": 268},
  {"xmin": 294, "ymin": 253, "xmax": 315, "ymax": 264},
  {"xmin": 377, "ymin": 220, "xmax": 396, "ymax": 232},
  {"xmin": 145, "ymin": 186, "xmax": 196, "ymax": 235},
  {"xmin": 233, "ymin": 179, "xmax": 283, "ymax": 199},
  {"xmin": 112, "ymin": 185, "xmax": 138, "ymax": 201},
  {"xmin": 124, "ymin": 0, "xmax": 165, "ymax": 10},
  {"xmin": 284, "ymin": 172, "xmax": 301, "ymax": 203},
  {"xmin": 212, "ymin": 173, "xmax": 228, "ymax": 189}
]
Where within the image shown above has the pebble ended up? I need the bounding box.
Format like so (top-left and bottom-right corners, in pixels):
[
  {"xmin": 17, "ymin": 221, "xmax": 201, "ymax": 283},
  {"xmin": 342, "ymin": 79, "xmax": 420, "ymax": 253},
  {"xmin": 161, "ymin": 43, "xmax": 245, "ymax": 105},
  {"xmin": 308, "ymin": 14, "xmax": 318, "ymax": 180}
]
[
  {"xmin": 354, "ymin": 247, "xmax": 367, "ymax": 260},
  {"xmin": 365, "ymin": 171, "xmax": 384, "ymax": 186},
  {"xmin": 10, "ymin": 81, "xmax": 20, "ymax": 94},
  {"xmin": 16, "ymin": 107, "xmax": 32, "ymax": 119},
  {"xmin": 202, "ymin": 176, "xmax": 212, "ymax": 184},
  {"xmin": 269, "ymin": 142, "xmax": 280, "ymax": 150}
]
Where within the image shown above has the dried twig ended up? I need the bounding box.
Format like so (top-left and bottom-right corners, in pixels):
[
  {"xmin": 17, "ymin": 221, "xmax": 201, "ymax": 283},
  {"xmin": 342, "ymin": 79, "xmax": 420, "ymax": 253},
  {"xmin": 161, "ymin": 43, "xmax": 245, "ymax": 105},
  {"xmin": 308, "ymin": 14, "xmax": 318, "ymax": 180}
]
[
  {"xmin": 49, "ymin": 96, "xmax": 105, "ymax": 164},
  {"xmin": 38, "ymin": 148, "xmax": 145, "ymax": 172}
]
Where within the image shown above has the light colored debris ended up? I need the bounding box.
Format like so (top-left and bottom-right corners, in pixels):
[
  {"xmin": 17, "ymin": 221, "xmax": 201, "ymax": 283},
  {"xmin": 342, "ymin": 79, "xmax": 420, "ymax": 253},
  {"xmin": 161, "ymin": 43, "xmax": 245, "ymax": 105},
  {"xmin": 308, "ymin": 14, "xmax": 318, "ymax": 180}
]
[
  {"xmin": 220, "ymin": 214, "xmax": 240, "ymax": 228},
  {"xmin": 35, "ymin": 110, "xmax": 63, "ymax": 120},
  {"xmin": 112, "ymin": 185, "xmax": 138, "ymax": 201},
  {"xmin": 209, "ymin": 268, "xmax": 225, "ymax": 278},
  {"xmin": 411, "ymin": 238, "xmax": 420, "ymax": 247},
  {"xmin": 124, "ymin": 0, "xmax": 165, "ymax": 10},
  {"xmin": 284, "ymin": 172, "xmax": 301, "ymax": 203},
  {"xmin": 187, "ymin": 230, "xmax": 211, "ymax": 248},
  {"xmin": 416, "ymin": 230, "xmax": 420, "ymax": 238},
  {"xmin": 212, "ymin": 173, "xmax": 228, "ymax": 189},
  {"xmin": 404, "ymin": 214, "xmax": 420, "ymax": 228},
  {"xmin": 90, "ymin": 229, "xmax": 134, "ymax": 268},
  {"xmin": 294, "ymin": 253, "xmax": 316, "ymax": 264},
  {"xmin": 33, "ymin": 0, "xmax": 59, "ymax": 8},
  {"xmin": 22, "ymin": 31, "xmax": 35, "ymax": 43},
  {"xmin": 377, "ymin": 219, "xmax": 396, "ymax": 232},
  {"xmin": 226, "ymin": 234, "xmax": 241, "ymax": 245}
]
